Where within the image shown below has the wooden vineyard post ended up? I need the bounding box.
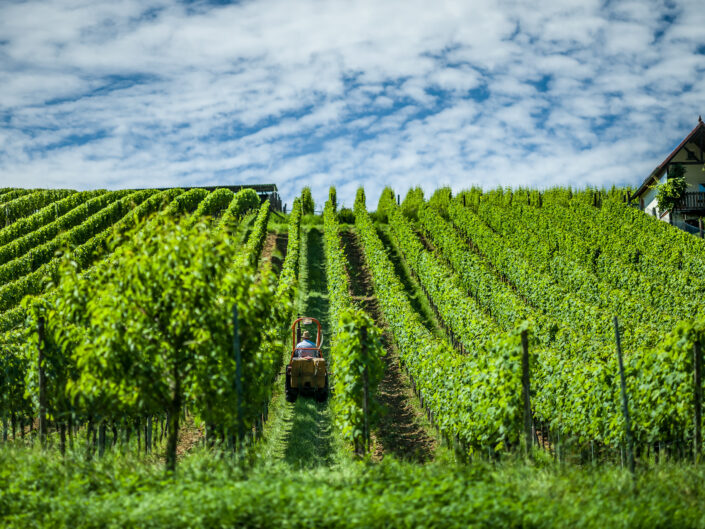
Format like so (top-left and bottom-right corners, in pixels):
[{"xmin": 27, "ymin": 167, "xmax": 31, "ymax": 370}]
[
  {"xmin": 521, "ymin": 329, "xmax": 532, "ymax": 457},
  {"xmin": 59, "ymin": 422, "xmax": 66, "ymax": 455},
  {"xmin": 694, "ymin": 340, "xmax": 703, "ymax": 463},
  {"xmin": 614, "ymin": 317, "xmax": 635, "ymax": 473},
  {"xmin": 233, "ymin": 304, "xmax": 244, "ymax": 451},
  {"xmin": 99, "ymin": 421, "xmax": 106, "ymax": 457},
  {"xmin": 699, "ymin": 218, "xmax": 703, "ymax": 239},
  {"xmin": 147, "ymin": 416, "xmax": 153, "ymax": 454},
  {"xmin": 361, "ymin": 326, "xmax": 369, "ymax": 454},
  {"xmin": 38, "ymin": 316, "xmax": 47, "ymax": 448}
]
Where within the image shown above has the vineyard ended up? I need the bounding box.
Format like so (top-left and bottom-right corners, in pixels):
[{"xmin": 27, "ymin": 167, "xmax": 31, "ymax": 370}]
[{"xmin": 2, "ymin": 184, "xmax": 705, "ymax": 527}]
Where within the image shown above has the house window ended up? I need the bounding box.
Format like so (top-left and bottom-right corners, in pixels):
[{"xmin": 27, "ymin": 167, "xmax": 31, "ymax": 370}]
[{"xmin": 699, "ymin": 184, "xmax": 705, "ymax": 192}]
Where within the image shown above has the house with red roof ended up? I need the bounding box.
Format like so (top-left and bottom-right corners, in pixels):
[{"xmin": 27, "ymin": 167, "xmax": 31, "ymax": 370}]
[{"xmin": 631, "ymin": 117, "xmax": 705, "ymax": 233}]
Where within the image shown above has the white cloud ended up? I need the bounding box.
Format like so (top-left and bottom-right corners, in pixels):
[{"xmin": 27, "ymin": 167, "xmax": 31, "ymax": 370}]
[{"xmin": 0, "ymin": 0, "xmax": 704, "ymax": 209}]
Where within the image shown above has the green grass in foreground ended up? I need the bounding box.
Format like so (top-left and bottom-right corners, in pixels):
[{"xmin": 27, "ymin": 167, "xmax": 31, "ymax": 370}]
[{"xmin": 2, "ymin": 447, "xmax": 705, "ymax": 528}]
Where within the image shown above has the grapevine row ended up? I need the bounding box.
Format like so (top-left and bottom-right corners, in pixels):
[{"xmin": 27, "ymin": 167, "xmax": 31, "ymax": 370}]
[
  {"xmin": 323, "ymin": 197, "xmax": 384, "ymax": 452},
  {"xmin": 470, "ymin": 196, "xmax": 672, "ymax": 346},
  {"xmin": 447, "ymin": 200, "xmax": 663, "ymax": 352},
  {"xmin": 0, "ymin": 190, "xmax": 130, "ymax": 268},
  {"xmin": 354, "ymin": 189, "xmax": 526, "ymax": 454},
  {"xmin": 474, "ymin": 190, "xmax": 697, "ymax": 322},
  {"xmin": 0, "ymin": 189, "xmax": 39, "ymax": 207},
  {"xmin": 220, "ymin": 188, "xmax": 261, "ymax": 228},
  {"xmin": 0, "ymin": 190, "xmax": 105, "ymax": 250},
  {"xmin": 417, "ymin": 204, "xmax": 559, "ymax": 344},
  {"xmin": 420, "ymin": 202, "xmax": 607, "ymax": 354},
  {"xmin": 384, "ymin": 198, "xmax": 503, "ymax": 352},
  {"xmin": 0, "ymin": 189, "xmax": 76, "ymax": 228},
  {"xmin": 546, "ymin": 197, "xmax": 705, "ymax": 308},
  {"xmin": 0, "ymin": 190, "xmax": 145, "ymax": 287},
  {"xmin": 0, "ymin": 187, "xmax": 234, "ymax": 333},
  {"xmin": 0, "ymin": 189, "xmax": 187, "ymax": 313},
  {"xmin": 441, "ymin": 191, "xmax": 705, "ymax": 450},
  {"xmin": 539, "ymin": 187, "xmax": 705, "ymax": 286},
  {"xmin": 1, "ymin": 189, "xmax": 278, "ymax": 465},
  {"xmin": 187, "ymin": 188, "xmax": 235, "ymax": 227},
  {"xmin": 239, "ymin": 200, "xmax": 271, "ymax": 267}
]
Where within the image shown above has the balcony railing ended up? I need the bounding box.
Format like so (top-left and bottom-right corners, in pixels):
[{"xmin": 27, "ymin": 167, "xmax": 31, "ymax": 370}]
[{"xmin": 675, "ymin": 192, "xmax": 705, "ymax": 211}]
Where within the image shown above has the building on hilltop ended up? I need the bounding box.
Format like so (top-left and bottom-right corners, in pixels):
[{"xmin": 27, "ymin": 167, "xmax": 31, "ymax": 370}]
[{"xmin": 631, "ymin": 117, "xmax": 705, "ymax": 234}]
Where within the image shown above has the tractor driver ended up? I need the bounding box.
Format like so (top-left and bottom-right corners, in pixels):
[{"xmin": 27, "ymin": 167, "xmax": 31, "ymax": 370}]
[{"xmin": 294, "ymin": 330, "xmax": 319, "ymax": 358}]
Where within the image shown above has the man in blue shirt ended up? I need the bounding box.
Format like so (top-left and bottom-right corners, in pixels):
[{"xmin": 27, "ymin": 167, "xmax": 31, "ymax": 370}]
[{"xmin": 294, "ymin": 330, "xmax": 319, "ymax": 358}]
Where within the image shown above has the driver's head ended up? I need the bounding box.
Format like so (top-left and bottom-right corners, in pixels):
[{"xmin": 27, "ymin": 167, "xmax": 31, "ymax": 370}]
[{"xmin": 302, "ymin": 330, "xmax": 311, "ymax": 340}]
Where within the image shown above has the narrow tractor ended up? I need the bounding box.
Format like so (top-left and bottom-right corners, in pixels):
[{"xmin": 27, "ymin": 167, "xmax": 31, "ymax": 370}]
[{"xmin": 286, "ymin": 317, "xmax": 329, "ymax": 403}]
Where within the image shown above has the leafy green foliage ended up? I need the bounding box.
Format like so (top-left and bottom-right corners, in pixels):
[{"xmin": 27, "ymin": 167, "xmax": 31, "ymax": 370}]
[
  {"xmin": 328, "ymin": 187, "xmax": 337, "ymax": 212},
  {"xmin": 277, "ymin": 198, "xmax": 302, "ymax": 300},
  {"xmin": 0, "ymin": 190, "xmax": 105, "ymax": 249},
  {"xmin": 324, "ymin": 199, "xmax": 353, "ymax": 320},
  {"xmin": 448, "ymin": 198, "xmax": 663, "ymax": 351},
  {"xmin": 4, "ymin": 449, "xmax": 705, "ymax": 529},
  {"xmin": 375, "ymin": 186, "xmax": 396, "ymax": 221},
  {"xmin": 0, "ymin": 190, "xmax": 141, "ymax": 287},
  {"xmin": 331, "ymin": 309, "xmax": 385, "ymax": 451},
  {"xmin": 5, "ymin": 182, "xmax": 705, "ymax": 466},
  {"xmin": 656, "ymin": 164, "xmax": 687, "ymax": 213},
  {"xmin": 164, "ymin": 188, "xmax": 209, "ymax": 216},
  {"xmin": 417, "ymin": 204, "xmax": 544, "ymax": 341},
  {"xmin": 0, "ymin": 189, "xmax": 75, "ymax": 227},
  {"xmin": 28, "ymin": 216, "xmax": 280, "ymax": 470},
  {"xmin": 220, "ymin": 188, "xmax": 260, "ymax": 228},
  {"xmin": 445, "ymin": 190, "xmax": 705, "ymax": 448},
  {"xmin": 427, "ymin": 187, "xmax": 452, "ymax": 214},
  {"xmin": 0, "ymin": 190, "xmax": 130, "ymax": 268},
  {"xmin": 324, "ymin": 197, "xmax": 385, "ymax": 451},
  {"xmin": 301, "ymin": 186, "xmax": 315, "ymax": 215},
  {"xmin": 389, "ymin": 204, "xmax": 502, "ymax": 350},
  {"xmin": 337, "ymin": 207, "xmax": 355, "ymax": 224},
  {"xmin": 187, "ymin": 188, "xmax": 234, "ymax": 226},
  {"xmin": 0, "ymin": 190, "xmax": 158, "ymax": 312},
  {"xmin": 354, "ymin": 190, "xmax": 526, "ymax": 454},
  {"xmin": 400, "ymin": 187, "xmax": 424, "ymax": 220},
  {"xmin": 0, "ymin": 188, "xmax": 291, "ymax": 461},
  {"xmin": 0, "ymin": 331, "xmax": 32, "ymax": 424},
  {"xmin": 238, "ymin": 200, "xmax": 271, "ymax": 267},
  {"xmin": 0, "ymin": 189, "xmax": 36, "ymax": 205}
]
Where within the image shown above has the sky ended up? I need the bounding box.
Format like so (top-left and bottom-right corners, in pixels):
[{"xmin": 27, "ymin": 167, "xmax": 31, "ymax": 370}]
[{"xmin": 1, "ymin": 0, "xmax": 704, "ymax": 209}]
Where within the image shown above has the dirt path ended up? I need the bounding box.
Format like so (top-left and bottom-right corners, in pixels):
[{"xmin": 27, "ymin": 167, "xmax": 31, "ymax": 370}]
[
  {"xmin": 341, "ymin": 227, "xmax": 436, "ymax": 463},
  {"xmin": 374, "ymin": 225, "xmax": 445, "ymax": 340},
  {"xmin": 259, "ymin": 231, "xmax": 288, "ymax": 274},
  {"xmin": 255, "ymin": 226, "xmax": 337, "ymax": 468}
]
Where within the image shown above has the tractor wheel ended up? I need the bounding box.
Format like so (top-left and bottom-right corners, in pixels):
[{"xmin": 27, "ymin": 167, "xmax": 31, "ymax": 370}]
[
  {"xmin": 316, "ymin": 376, "xmax": 329, "ymax": 403},
  {"xmin": 285, "ymin": 374, "xmax": 298, "ymax": 403}
]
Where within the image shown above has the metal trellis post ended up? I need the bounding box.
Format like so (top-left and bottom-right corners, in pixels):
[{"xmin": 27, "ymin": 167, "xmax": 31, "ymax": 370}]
[
  {"xmin": 614, "ymin": 316, "xmax": 635, "ymax": 473},
  {"xmin": 233, "ymin": 304, "xmax": 244, "ymax": 450}
]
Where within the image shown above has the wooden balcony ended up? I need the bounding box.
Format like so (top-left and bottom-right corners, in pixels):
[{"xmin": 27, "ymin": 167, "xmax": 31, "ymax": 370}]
[{"xmin": 675, "ymin": 192, "xmax": 705, "ymax": 212}]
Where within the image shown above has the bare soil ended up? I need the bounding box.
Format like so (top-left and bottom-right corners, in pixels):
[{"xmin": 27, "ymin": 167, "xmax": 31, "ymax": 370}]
[
  {"xmin": 176, "ymin": 414, "xmax": 204, "ymax": 458},
  {"xmin": 341, "ymin": 227, "xmax": 436, "ymax": 462},
  {"xmin": 260, "ymin": 231, "xmax": 288, "ymax": 274}
]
